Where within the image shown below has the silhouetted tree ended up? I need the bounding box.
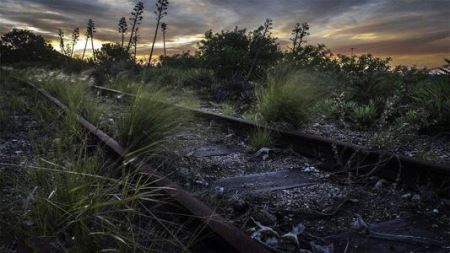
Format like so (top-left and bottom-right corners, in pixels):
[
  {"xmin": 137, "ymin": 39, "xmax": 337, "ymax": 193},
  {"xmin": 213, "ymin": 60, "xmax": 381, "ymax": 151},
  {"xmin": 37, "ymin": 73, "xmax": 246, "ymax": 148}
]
[
  {"xmin": 440, "ymin": 58, "xmax": 450, "ymax": 75},
  {"xmin": 88, "ymin": 19, "xmax": 96, "ymax": 60},
  {"xmin": 246, "ymin": 19, "xmax": 274, "ymax": 80},
  {"xmin": 93, "ymin": 43, "xmax": 134, "ymax": 84},
  {"xmin": 71, "ymin": 27, "xmax": 80, "ymax": 57},
  {"xmin": 118, "ymin": 17, "xmax": 128, "ymax": 47},
  {"xmin": 161, "ymin": 22, "xmax": 167, "ymax": 57},
  {"xmin": 82, "ymin": 19, "xmax": 96, "ymax": 60},
  {"xmin": 132, "ymin": 27, "xmax": 139, "ymax": 62},
  {"xmin": 291, "ymin": 22, "xmax": 309, "ymax": 52},
  {"xmin": 94, "ymin": 43, "xmax": 132, "ymax": 64},
  {"xmin": 148, "ymin": 0, "xmax": 169, "ymax": 66},
  {"xmin": 0, "ymin": 29, "xmax": 56, "ymax": 63},
  {"xmin": 127, "ymin": 1, "xmax": 144, "ymax": 52},
  {"xmin": 285, "ymin": 23, "xmax": 336, "ymax": 71}
]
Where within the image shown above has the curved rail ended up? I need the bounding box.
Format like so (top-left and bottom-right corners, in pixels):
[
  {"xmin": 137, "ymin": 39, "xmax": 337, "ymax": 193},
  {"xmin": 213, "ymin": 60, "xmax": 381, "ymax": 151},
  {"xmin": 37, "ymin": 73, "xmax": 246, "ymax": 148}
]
[
  {"xmin": 92, "ymin": 85, "xmax": 450, "ymax": 194},
  {"xmin": 21, "ymin": 79, "xmax": 272, "ymax": 253}
]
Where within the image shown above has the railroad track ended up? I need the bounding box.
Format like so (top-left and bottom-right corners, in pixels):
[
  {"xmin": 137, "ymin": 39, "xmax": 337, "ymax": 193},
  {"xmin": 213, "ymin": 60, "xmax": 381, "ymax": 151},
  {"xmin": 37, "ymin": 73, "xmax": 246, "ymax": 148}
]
[
  {"xmin": 91, "ymin": 85, "xmax": 450, "ymax": 195},
  {"xmin": 11, "ymin": 75, "xmax": 450, "ymax": 252},
  {"xmin": 17, "ymin": 78, "xmax": 272, "ymax": 253}
]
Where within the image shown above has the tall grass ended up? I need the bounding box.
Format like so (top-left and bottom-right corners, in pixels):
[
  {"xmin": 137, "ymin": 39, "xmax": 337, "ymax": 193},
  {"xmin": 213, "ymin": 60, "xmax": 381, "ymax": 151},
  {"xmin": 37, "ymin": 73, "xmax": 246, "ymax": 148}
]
[
  {"xmin": 10, "ymin": 68, "xmax": 105, "ymax": 126},
  {"xmin": 40, "ymin": 77, "xmax": 105, "ymax": 125},
  {"xmin": 28, "ymin": 151, "xmax": 176, "ymax": 251},
  {"xmin": 5, "ymin": 78, "xmax": 200, "ymax": 252},
  {"xmin": 221, "ymin": 102, "xmax": 235, "ymax": 116},
  {"xmin": 256, "ymin": 66, "xmax": 329, "ymax": 127},
  {"xmin": 249, "ymin": 127, "xmax": 273, "ymax": 151},
  {"xmin": 141, "ymin": 67, "xmax": 215, "ymax": 92},
  {"xmin": 117, "ymin": 89, "xmax": 188, "ymax": 160},
  {"xmin": 107, "ymin": 75, "xmax": 141, "ymax": 94}
]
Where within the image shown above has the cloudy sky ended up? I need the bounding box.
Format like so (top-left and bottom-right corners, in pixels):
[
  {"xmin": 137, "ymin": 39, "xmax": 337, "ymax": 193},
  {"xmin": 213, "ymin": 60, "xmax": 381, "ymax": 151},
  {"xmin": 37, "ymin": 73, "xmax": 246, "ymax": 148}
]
[{"xmin": 1, "ymin": 0, "xmax": 449, "ymax": 67}]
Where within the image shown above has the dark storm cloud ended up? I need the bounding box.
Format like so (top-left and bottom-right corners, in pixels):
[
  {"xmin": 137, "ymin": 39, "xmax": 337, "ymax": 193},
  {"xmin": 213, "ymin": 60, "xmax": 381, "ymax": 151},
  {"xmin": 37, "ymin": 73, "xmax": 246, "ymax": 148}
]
[{"xmin": 0, "ymin": 0, "xmax": 449, "ymax": 66}]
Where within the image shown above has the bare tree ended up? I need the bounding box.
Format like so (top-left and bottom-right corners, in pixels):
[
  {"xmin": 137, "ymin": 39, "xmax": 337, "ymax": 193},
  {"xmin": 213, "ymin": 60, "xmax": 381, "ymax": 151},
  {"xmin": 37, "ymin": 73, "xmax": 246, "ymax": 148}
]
[
  {"xmin": 89, "ymin": 19, "xmax": 96, "ymax": 59},
  {"xmin": 82, "ymin": 19, "xmax": 96, "ymax": 60},
  {"xmin": 246, "ymin": 19, "xmax": 272, "ymax": 80},
  {"xmin": 127, "ymin": 1, "xmax": 144, "ymax": 52},
  {"xmin": 118, "ymin": 17, "xmax": 128, "ymax": 47},
  {"xmin": 161, "ymin": 22, "xmax": 167, "ymax": 57},
  {"xmin": 71, "ymin": 27, "xmax": 80, "ymax": 57},
  {"xmin": 133, "ymin": 27, "xmax": 139, "ymax": 62},
  {"xmin": 57, "ymin": 29, "xmax": 65, "ymax": 54},
  {"xmin": 148, "ymin": 0, "xmax": 168, "ymax": 66},
  {"xmin": 291, "ymin": 22, "xmax": 309, "ymax": 52}
]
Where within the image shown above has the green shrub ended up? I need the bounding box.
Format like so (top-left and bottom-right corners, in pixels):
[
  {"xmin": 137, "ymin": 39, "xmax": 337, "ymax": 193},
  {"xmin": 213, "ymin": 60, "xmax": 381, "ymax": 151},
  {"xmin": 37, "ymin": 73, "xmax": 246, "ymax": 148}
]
[
  {"xmin": 338, "ymin": 54, "xmax": 398, "ymax": 104},
  {"xmin": 117, "ymin": 89, "xmax": 187, "ymax": 159},
  {"xmin": 159, "ymin": 51, "xmax": 202, "ymax": 69},
  {"xmin": 350, "ymin": 101, "xmax": 379, "ymax": 129},
  {"xmin": 256, "ymin": 67, "xmax": 328, "ymax": 127},
  {"xmin": 141, "ymin": 67, "xmax": 215, "ymax": 91},
  {"xmin": 178, "ymin": 68, "xmax": 215, "ymax": 91},
  {"xmin": 411, "ymin": 78, "xmax": 450, "ymax": 130},
  {"xmin": 198, "ymin": 26, "xmax": 281, "ymax": 80}
]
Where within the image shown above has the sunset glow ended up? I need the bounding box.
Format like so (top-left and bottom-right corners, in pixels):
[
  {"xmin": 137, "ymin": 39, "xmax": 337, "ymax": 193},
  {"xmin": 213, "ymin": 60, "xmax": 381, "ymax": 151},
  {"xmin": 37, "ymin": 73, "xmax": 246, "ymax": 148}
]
[{"xmin": 1, "ymin": 0, "xmax": 448, "ymax": 67}]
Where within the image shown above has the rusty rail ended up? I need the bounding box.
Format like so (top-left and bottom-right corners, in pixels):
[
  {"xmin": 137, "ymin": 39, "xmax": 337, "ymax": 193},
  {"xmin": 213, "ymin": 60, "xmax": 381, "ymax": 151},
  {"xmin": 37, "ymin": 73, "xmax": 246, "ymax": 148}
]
[
  {"xmin": 92, "ymin": 85, "xmax": 450, "ymax": 194},
  {"xmin": 22, "ymin": 80, "xmax": 271, "ymax": 253}
]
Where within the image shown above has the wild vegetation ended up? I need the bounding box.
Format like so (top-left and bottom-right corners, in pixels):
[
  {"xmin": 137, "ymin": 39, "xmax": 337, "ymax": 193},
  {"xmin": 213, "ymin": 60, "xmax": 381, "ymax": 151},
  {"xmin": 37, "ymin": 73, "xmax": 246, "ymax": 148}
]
[
  {"xmin": 0, "ymin": 71, "xmax": 200, "ymax": 252},
  {"xmin": 1, "ymin": 1, "xmax": 449, "ymax": 251}
]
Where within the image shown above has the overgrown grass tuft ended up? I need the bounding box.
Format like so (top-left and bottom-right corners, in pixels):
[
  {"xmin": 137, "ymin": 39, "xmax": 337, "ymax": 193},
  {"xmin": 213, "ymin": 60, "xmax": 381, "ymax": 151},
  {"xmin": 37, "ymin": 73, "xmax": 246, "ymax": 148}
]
[
  {"xmin": 141, "ymin": 67, "xmax": 215, "ymax": 92},
  {"xmin": 39, "ymin": 77, "xmax": 105, "ymax": 124},
  {"xmin": 256, "ymin": 67, "xmax": 328, "ymax": 127},
  {"xmin": 107, "ymin": 75, "xmax": 141, "ymax": 94},
  {"xmin": 11, "ymin": 68, "xmax": 105, "ymax": 126},
  {"xmin": 27, "ymin": 125, "xmax": 192, "ymax": 252},
  {"xmin": 221, "ymin": 102, "xmax": 235, "ymax": 116},
  {"xmin": 350, "ymin": 100, "xmax": 379, "ymax": 129},
  {"xmin": 117, "ymin": 89, "xmax": 188, "ymax": 160},
  {"xmin": 249, "ymin": 127, "xmax": 273, "ymax": 151}
]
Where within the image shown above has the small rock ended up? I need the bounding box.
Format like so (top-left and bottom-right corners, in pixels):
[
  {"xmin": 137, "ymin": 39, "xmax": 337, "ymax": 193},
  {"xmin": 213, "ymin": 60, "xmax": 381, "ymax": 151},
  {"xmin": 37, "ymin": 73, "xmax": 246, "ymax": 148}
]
[
  {"xmin": 194, "ymin": 179, "xmax": 209, "ymax": 186},
  {"xmin": 214, "ymin": 186, "xmax": 224, "ymax": 196},
  {"xmin": 401, "ymin": 193, "xmax": 412, "ymax": 199},
  {"xmin": 373, "ymin": 179, "xmax": 387, "ymax": 191}
]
